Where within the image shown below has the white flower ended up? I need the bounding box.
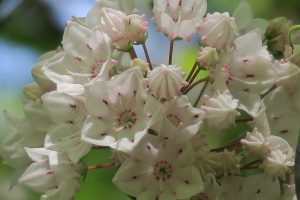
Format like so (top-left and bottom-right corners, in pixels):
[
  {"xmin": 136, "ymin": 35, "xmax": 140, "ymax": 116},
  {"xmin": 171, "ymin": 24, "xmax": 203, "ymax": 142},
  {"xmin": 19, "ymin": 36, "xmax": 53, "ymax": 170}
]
[
  {"xmin": 164, "ymin": 95, "xmax": 204, "ymax": 136},
  {"xmin": 31, "ymin": 49, "xmax": 58, "ymax": 91},
  {"xmin": 113, "ymin": 132, "xmax": 204, "ymax": 200},
  {"xmin": 23, "ymin": 99, "xmax": 53, "ymax": 133},
  {"xmin": 197, "ymin": 47, "xmax": 219, "ymax": 68},
  {"xmin": 147, "ymin": 65, "xmax": 188, "ymax": 101},
  {"xmin": 124, "ymin": 14, "xmax": 148, "ymax": 44},
  {"xmin": 87, "ymin": 8, "xmax": 148, "ymax": 50},
  {"xmin": 43, "ymin": 19, "xmax": 114, "ymax": 84},
  {"xmin": 85, "ymin": 0, "xmax": 135, "ymax": 24},
  {"xmin": 153, "ymin": 0, "xmax": 207, "ymax": 40},
  {"xmin": 198, "ymin": 12, "xmax": 239, "ymax": 51},
  {"xmin": 42, "ymin": 85, "xmax": 92, "ymax": 163},
  {"xmin": 0, "ymin": 112, "xmax": 46, "ymax": 169},
  {"xmin": 18, "ymin": 148, "xmax": 81, "ymax": 200},
  {"xmin": 191, "ymin": 174, "xmax": 221, "ymax": 200},
  {"xmin": 23, "ymin": 83, "xmax": 44, "ymax": 101},
  {"xmin": 220, "ymin": 30, "xmax": 277, "ymax": 95},
  {"xmin": 241, "ymin": 128, "xmax": 269, "ymax": 157},
  {"xmin": 130, "ymin": 58, "xmax": 149, "ymax": 76},
  {"xmin": 275, "ymin": 61, "xmax": 300, "ymax": 89},
  {"xmin": 261, "ymin": 150, "xmax": 294, "ymax": 180},
  {"xmin": 220, "ymin": 174, "xmax": 281, "ymax": 199},
  {"xmin": 201, "ymin": 90, "xmax": 240, "ymax": 130},
  {"xmin": 261, "ymin": 135, "xmax": 294, "ymax": 180},
  {"xmin": 264, "ymin": 86, "xmax": 300, "ymax": 148},
  {"xmin": 82, "ymin": 68, "xmax": 162, "ymax": 148},
  {"xmin": 267, "ymin": 135, "xmax": 294, "ymax": 159}
]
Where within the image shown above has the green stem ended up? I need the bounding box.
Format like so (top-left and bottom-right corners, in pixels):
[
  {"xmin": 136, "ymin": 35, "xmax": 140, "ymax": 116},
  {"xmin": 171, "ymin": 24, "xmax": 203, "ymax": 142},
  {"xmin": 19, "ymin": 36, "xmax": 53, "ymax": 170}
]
[
  {"xmin": 169, "ymin": 40, "xmax": 174, "ymax": 65},
  {"xmin": 129, "ymin": 47, "xmax": 138, "ymax": 60},
  {"xmin": 182, "ymin": 77, "xmax": 209, "ymax": 95},
  {"xmin": 240, "ymin": 160, "xmax": 262, "ymax": 170},
  {"xmin": 288, "ymin": 25, "xmax": 300, "ymax": 51},
  {"xmin": 193, "ymin": 79, "xmax": 209, "ymax": 107},
  {"xmin": 186, "ymin": 62, "xmax": 198, "ymax": 82},
  {"xmin": 235, "ymin": 118, "xmax": 254, "ymax": 123},
  {"xmin": 142, "ymin": 42, "xmax": 153, "ymax": 70},
  {"xmin": 88, "ymin": 162, "xmax": 116, "ymax": 171}
]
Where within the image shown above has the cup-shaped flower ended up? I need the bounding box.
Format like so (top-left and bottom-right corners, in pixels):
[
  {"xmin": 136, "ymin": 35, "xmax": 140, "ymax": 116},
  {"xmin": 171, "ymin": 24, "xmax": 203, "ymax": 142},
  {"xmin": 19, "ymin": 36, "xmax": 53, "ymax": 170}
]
[
  {"xmin": 31, "ymin": 49, "xmax": 58, "ymax": 91},
  {"xmin": 220, "ymin": 174, "xmax": 281, "ymax": 199},
  {"xmin": 153, "ymin": 0, "xmax": 207, "ymax": 40},
  {"xmin": 164, "ymin": 95, "xmax": 204, "ymax": 136},
  {"xmin": 201, "ymin": 90, "xmax": 240, "ymax": 130},
  {"xmin": 261, "ymin": 135, "xmax": 294, "ymax": 180},
  {"xmin": 261, "ymin": 150, "xmax": 294, "ymax": 180},
  {"xmin": 42, "ymin": 85, "xmax": 92, "ymax": 163},
  {"xmin": 18, "ymin": 148, "xmax": 81, "ymax": 200},
  {"xmin": 0, "ymin": 112, "xmax": 46, "ymax": 169},
  {"xmin": 113, "ymin": 131, "xmax": 204, "ymax": 200},
  {"xmin": 147, "ymin": 64, "xmax": 188, "ymax": 101},
  {"xmin": 92, "ymin": 0, "xmax": 135, "ymax": 15},
  {"xmin": 82, "ymin": 68, "xmax": 162, "ymax": 148},
  {"xmin": 197, "ymin": 47, "xmax": 219, "ymax": 68},
  {"xmin": 43, "ymin": 19, "xmax": 113, "ymax": 84},
  {"xmin": 241, "ymin": 128, "xmax": 270, "ymax": 157},
  {"xmin": 198, "ymin": 12, "xmax": 239, "ymax": 51},
  {"xmin": 264, "ymin": 86, "xmax": 300, "ymax": 148},
  {"xmin": 124, "ymin": 14, "xmax": 148, "ymax": 44},
  {"xmin": 87, "ymin": 7, "xmax": 148, "ymax": 50},
  {"xmin": 221, "ymin": 30, "xmax": 277, "ymax": 95}
]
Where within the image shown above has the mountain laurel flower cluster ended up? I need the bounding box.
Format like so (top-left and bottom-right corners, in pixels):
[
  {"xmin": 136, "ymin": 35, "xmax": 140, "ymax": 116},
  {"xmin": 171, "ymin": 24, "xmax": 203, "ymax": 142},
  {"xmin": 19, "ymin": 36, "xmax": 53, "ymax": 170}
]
[{"xmin": 1, "ymin": 0, "xmax": 300, "ymax": 200}]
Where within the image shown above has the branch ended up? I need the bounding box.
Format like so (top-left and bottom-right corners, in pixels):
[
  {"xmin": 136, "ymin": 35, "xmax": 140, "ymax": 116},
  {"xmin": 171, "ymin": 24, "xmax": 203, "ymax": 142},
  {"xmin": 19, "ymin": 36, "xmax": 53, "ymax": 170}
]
[
  {"xmin": 88, "ymin": 162, "xmax": 116, "ymax": 171},
  {"xmin": 142, "ymin": 42, "xmax": 153, "ymax": 70}
]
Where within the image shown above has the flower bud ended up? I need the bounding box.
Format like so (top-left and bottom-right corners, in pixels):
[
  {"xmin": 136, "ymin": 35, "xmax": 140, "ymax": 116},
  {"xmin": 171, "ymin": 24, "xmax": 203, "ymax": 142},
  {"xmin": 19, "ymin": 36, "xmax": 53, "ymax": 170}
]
[
  {"xmin": 98, "ymin": 8, "xmax": 148, "ymax": 50},
  {"xmin": 99, "ymin": 8, "xmax": 133, "ymax": 50},
  {"xmin": 130, "ymin": 58, "xmax": 149, "ymax": 76},
  {"xmin": 197, "ymin": 47, "xmax": 219, "ymax": 68},
  {"xmin": 23, "ymin": 84, "xmax": 44, "ymax": 101},
  {"xmin": 125, "ymin": 14, "xmax": 148, "ymax": 44},
  {"xmin": 147, "ymin": 65, "xmax": 188, "ymax": 101},
  {"xmin": 31, "ymin": 50, "xmax": 58, "ymax": 91},
  {"xmin": 198, "ymin": 12, "xmax": 239, "ymax": 51},
  {"xmin": 265, "ymin": 17, "xmax": 292, "ymax": 57}
]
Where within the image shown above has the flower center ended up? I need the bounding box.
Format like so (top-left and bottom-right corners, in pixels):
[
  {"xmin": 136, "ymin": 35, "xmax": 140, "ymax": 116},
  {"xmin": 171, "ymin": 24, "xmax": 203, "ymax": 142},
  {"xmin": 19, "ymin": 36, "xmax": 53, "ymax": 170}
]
[
  {"xmin": 117, "ymin": 109, "xmax": 137, "ymax": 129},
  {"xmin": 153, "ymin": 160, "xmax": 173, "ymax": 181}
]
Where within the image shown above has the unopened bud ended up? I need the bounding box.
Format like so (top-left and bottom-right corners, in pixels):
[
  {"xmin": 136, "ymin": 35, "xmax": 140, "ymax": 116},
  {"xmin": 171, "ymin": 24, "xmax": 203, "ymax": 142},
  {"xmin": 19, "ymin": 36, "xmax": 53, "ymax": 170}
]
[
  {"xmin": 130, "ymin": 58, "xmax": 149, "ymax": 76},
  {"xmin": 265, "ymin": 17, "xmax": 292, "ymax": 56},
  {"xmin": 197, "ymin": 47, "xmax": 219, "ymax": 68}
]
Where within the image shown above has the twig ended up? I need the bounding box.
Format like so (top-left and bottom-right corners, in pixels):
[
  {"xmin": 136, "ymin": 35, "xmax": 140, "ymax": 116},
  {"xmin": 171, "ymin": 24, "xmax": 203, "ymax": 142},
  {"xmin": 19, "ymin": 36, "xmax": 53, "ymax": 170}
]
[
  {"xmin": 240, "ymin": 160, "xmax": 262, "ymax": 170},
  {"xmin": 142, "ymin": 42, "xmax": 153, "ymax": 70},
  {"xmin": 182, "ymin": 77, "xmax": 209, "ymax": 95},
  {"xmin": 169, "ymin": 39, "xmax": 174, "ymax": 65},
  {"xmin": 193, "ymin": 79, "xmax": 209, "ymax": 107},
  {"xmin": 235, "ymin": 118, "xmax": 254, "ymax": 123},
  {"xmin": 129, "ymin": 47, "xmax": 138, "ymax": 60},
  {"xmin": 88, "ymin": 162, "xmax": 116, "ymax": 171},
  {"xmin": 186, "ymin": 62, "xmax": 198, "ymax": 82}
]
